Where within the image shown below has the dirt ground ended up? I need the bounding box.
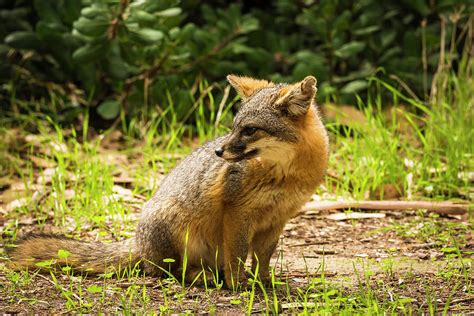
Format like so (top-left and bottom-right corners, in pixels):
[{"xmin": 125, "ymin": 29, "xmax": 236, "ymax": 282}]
[{"xmin": 1, "ymin": 206, "xmax": 473, "ymax": 313}]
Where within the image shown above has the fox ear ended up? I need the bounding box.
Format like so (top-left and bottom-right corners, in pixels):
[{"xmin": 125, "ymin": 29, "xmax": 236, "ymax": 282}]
[
  {"xmin": 227, "ymin": 75, "xmax": 273, "ymax": 100},
  {"xmin": 276, "ymin": 76, "xmax": 317, "ymax": 116}
]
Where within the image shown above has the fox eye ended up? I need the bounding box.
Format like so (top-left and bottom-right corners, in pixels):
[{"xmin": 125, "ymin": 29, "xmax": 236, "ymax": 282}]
[{"xmin": 241, "ymin": 127, "xmax": 257, "ymax": 137}]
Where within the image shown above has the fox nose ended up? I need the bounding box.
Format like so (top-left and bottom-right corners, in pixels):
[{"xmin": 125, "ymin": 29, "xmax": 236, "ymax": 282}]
[{"xmin": 215, "ymin": 147, "xmax": 224, "ymax": 157}]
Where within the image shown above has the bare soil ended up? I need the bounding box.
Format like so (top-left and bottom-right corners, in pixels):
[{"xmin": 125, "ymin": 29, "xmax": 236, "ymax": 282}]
[{"xmin": 1, "ymin": 206, "xmax": 473, "ymax": 313}]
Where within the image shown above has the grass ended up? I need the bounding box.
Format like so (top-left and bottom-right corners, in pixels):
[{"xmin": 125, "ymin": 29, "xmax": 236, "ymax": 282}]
[
  {"xmin": 0, "ymin": 60, "xmax": 473, "ymax": 313},
  {"xmin": 326, "ymin": 69, "xmax": 473, "ymax": 200}
]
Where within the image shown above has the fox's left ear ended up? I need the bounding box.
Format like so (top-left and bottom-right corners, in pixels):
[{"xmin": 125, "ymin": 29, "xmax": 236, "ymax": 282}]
[
  {"xmin": 227, "ymin": 75, "xmax": 273, "ymax": 100},
  {"xmin": 276, "ymin": 76, "xmax": 317, "ymax": 116}
]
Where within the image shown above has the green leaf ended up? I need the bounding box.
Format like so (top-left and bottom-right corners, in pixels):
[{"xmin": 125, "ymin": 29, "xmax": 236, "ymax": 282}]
[
  {"xmin": 334, "ymin": 41, "xmax": 365, "ymax": 59},
  {"xmin": 163, "ymin": 258, "xmax": 176, "ymax": 263},
  {"xmin": 353, "ymin": 25, "xmax": 380, "ymax": 36},
  {"xmin": 0, "ymin": 44, "xmax": 10, "ymax": 55},
  {"xmin": 87, "ymin": 285, "xmax": 104, "ymax": 294},
  {"xmin": 381, "ymin": 30, "xmax": 397, "ymax": 48},
  {"xmin": 169, "ymin": 27, "xmax": 181, "ymax": 40},
  {"xmin": 63, "ymin": 0, "xmax": 82, "ymax": 23},
  {"xmin": 398, "ymin": 297, "xmax": 417, "ymax": 304},
  {"xmin": 74, "ymin": 17, "xmax": 109, "ymax": 37},
  {"xmin": 155, "ymin": 7, "xmax": 182, "ymax": 17},
  {"xmin": 81, "ymin": 6, "xmax": 108, "ymax": 19},
  {"xmin": 57, "ymin": 249, "xmax": 71, "ymax": 260},
  {"xmin": 333, "ymin": 10, "xmax": 351, "ymax": 32},
  {"xmin": 36, "ymin": 21, "xmax": 68, "ymax": 37},
  {"xmin": 35, "ymin": 260, "xmax": 55, "ymax": 268},
  {"xmin": 4, "ymin": 31, "xmax": 42, "ymax": 50},
  {"xmin": 402, "ymin": 0, "xmax": 430, "ymax": 16},
  {"xmin": 131, "ymin": 28, "xmax": 164, "ymax": 44},
  {"xmin": 104, "ymin": 44, "xmax": 130, "ymax": 80},
  {"xmin": 240, "ymin": 17, "xmax": 259, "ymax": 33},
  {"xmin": 230, "ymin": 299, "xmax": 241, "ymax": 305},
  {"xmin": 97, "ymin": 100, "xmax": 121, "ymax": 120},
  {"xmin": 34, "ymin": 0, "xmax": 60, "ymax": 22},
  {"xmin": 324, "ymin": 289, "xmax": 338, "ymax": 297},
  {"xmin": 72, "ymin": 42, "xmax": 107, "ymax": 63},
  {"xmin": 133, "ymin": 10, "xmax": 157, "ymax": 23},
  {"xmin": 340, "ymin": 80, "xmax": 368, "ymax": 94},
  {"xmin": 441, "ymin": 247, "xmax": 458, "ymax": 254}
]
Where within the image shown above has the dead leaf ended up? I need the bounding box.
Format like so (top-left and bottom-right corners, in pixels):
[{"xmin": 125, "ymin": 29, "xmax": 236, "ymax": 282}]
[
  {"xmin": 6, "ymin": 197, "xmax": 29, "ymax": 212},
  {"xmin": 36, "ymin": 168, "xmax": 57, "ymax": 184},
  {"xmin": 29, "ymin": 156, "xmax": 55, "ymax": 168},
  {"xmin": 112, "ymin": 185, "xmax": 134, "ymax": 197},
  {"xmin": 415, "ymin": 251, "xmax": 429, "ymax": 260},
  {"xmin": 36, "ymin": 168, "xmax": 76, "ymax": 184},
  {"xmin": 50, "ymin": 189, "xmax": 76, "ymax": 200},
  {"xmin": 50, "ymin": 141, "xmax": 68, "ymax": 154},
  {"xmin": 458, "ymin": 171, "xmax": 474, "ymax": 182},
  {"xmin": 281, "ymin": 302, "xmax": 316, "ymax": 310}
]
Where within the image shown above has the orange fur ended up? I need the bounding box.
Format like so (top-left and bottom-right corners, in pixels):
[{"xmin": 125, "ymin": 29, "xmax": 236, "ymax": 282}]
[{"xmin": 227, "ymin": 75, "xmax": 274, "ymax": 99}]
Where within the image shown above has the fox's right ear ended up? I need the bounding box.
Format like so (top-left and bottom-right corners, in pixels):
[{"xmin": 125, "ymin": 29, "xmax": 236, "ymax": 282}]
[{"xmin": 227, "ymin": 75, "xmax": 273, "ymax": 100}]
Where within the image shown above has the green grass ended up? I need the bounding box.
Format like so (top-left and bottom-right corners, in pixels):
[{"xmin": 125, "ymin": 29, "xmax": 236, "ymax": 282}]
[
  {"xmin": 325, "ymin": 64, "xmax": 473, "ymax": 200},
  {"xmin": 0, "ymin": 61, "xmax": 473, "ymax": 313}
]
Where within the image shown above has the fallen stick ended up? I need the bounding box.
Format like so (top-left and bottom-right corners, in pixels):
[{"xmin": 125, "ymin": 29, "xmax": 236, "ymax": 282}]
[
  {"xmin": 301, "ymin": 200, "xmax": 470, "ymax": 215},
  {"xmin": 282, "ymin": 271, "xmax": 337, "ymax": 278}
]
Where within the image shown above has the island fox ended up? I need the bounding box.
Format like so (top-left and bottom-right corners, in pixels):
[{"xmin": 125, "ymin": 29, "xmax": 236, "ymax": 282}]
[{"xmin": 9, "ymin": 75, "xmax": 329, "ymax": 288}]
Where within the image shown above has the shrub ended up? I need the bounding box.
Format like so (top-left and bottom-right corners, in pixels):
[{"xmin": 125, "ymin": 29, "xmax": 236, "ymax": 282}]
[{"xmin": 0, "ymin": 0, "xmax": 471, "ymax": 125}]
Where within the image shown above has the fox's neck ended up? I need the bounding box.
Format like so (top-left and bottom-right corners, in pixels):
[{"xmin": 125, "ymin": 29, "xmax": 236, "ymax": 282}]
[
  {"xmin": 293, "ymin": 106, "xmax": 329, "ymax": 182},
  {"xmin": 257, "ymin": 106, "xmax": 329, "ymax": 184}
]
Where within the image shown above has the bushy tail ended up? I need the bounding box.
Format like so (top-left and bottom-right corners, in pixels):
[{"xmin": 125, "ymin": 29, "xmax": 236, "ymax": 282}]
[{"xmin": 8, "ymin": 234, "xmax": 139, "ymax": 274}]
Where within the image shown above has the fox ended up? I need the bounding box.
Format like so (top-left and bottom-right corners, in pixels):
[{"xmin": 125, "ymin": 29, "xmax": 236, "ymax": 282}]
[{"xmin": 8, "ymin": 75, "xmax": 329, "ymax": 288}]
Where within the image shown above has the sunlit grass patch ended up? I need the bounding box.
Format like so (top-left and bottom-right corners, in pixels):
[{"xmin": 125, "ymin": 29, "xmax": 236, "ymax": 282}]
[
  {"xmin": 0, "ymin": 60, "xmax": 472, "ymax": 313},
  {"xmin": 324, "ymin": 64, "xmax": 473, "ymax": 200}
]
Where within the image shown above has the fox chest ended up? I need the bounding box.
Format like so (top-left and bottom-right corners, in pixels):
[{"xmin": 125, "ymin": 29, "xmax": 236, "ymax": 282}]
[{"xmin": 243, "ymin": 177, "xmax": 314, "ymax": 222}]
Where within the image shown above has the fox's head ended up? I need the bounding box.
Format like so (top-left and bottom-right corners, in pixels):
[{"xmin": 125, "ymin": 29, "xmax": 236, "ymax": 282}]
[{"xmin": 215, "ymin": 75, "xmax": 320, "ymax": 163}]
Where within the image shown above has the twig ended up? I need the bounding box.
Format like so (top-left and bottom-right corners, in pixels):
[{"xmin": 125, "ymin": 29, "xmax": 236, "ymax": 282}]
[
  {"xmin": 410, "ymin": 242, "xmax": 438, "ymax": 249},
  {"xmin": 117, "ymin": 280, "xmax": 156, "ymax": 288},
  {"xmin": 421, "ymin": 19, "xmax": 428, "ymax": 99},
  {"xmin": 214, "ymin": 85, "xmax": 230, "ymax": 130},
  {"xmin": 446, "ymin": 296, "xmax": 474, "ymax": 305},
  {"xmin": 123, "ymin": 50, "xmax": 171, "ymax": 92},
  {"xmin": 107, "ymin": 0, "xmax": 129, "ymax": 40},
  {"xmin": 388, "ymin": 74, "xmax": 421, "ymax": 101},
  {"xmin": 430, "ymin": 15, "xmax": 446, "ymax": 104},
  {"xmin": 282, "ymin": 271, "xmax": 337, "ymax": 278},
  {"xmin": 180, "ymin": 84, "xmax": 216, "ymax": 124},
  {"xmin": 289, "ymin": 242, "xmax": 330, "ymax": 247},
  {"xmin": 300, "ymin": 200, "xmax": 469, "ymax": 215}
]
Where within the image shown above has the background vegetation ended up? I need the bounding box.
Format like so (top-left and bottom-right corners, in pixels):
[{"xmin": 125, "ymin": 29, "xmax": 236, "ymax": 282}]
[
  {"xmin": 0, "ymin": 0, "xmax": 472, "ymax": 124},
  {"xmin": 0, "ymin": 0, "xmax": 473, "ymax": 314}
]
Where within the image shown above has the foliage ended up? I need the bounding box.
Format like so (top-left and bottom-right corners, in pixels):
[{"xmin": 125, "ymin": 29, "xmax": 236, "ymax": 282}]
[
  {"xmin": 0, "ymin": 0, "xmax": 471, "ymax": 124},
  {"xmin": 251, "ymin": 0, "xmax": 471, "ymax": 102}
]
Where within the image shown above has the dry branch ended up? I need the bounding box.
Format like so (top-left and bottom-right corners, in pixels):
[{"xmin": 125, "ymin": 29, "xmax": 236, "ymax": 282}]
[{"xmin": 302, "ymin": 200, "xmax": 470, "ymax": 215}]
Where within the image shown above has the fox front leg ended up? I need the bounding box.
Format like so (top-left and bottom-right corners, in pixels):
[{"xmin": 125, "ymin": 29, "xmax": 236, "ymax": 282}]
[
  {"xmin": 250, "ymin": 223, "xmax": 284, "ymax": 283},
  {"xmin": 222, "ymin": 213, "xmax": 250, "ymax": 289}
]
